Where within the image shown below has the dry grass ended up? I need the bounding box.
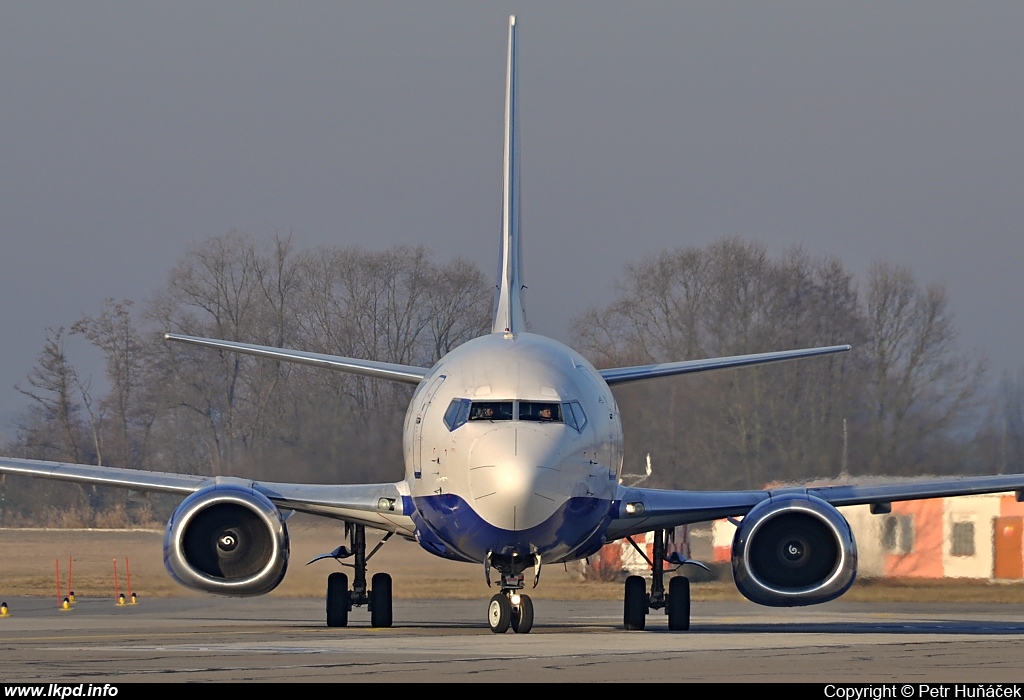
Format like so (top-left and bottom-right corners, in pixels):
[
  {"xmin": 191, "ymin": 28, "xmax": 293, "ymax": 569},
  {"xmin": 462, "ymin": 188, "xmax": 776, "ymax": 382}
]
[
  {"xmin": 843, "ymin": 576, "xmax": 1024, "ymax": 603},
  {"xmin": 3, "ymin": 518, "xmax": 1024, "ymax": 603}
]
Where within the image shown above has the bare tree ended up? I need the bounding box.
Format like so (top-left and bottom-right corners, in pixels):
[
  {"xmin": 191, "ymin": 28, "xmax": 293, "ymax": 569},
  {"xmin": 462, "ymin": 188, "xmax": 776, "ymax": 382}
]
[
  {"xmin": 6, "ymin": 327, "xmax": 95, "ymax": 523},
  {"xmin": 14, "ymin": 327, "xmax": 87, "ymax": 464},
  {"xmin": 860, "ymin": 262, "xmax": 985, "ymax": 475},
  {"xmin": 285, "ymin": 245, "xmax": 491, "ymax": 483},
  {"xmin": 73, "ymin": 299, "xmax": 156, "ymax": 469},
  {"xmin": 426, "ymin": 257, "xmax": 492, "ymax": 360},
  {"xmin": 997, "ymin": 371, "xmax": 1024, "ymax": 473},
  {"xmin": 585, "ymin": 242, "xmax": 993, "ymax": 487},
  {"xmin": 147, "ymin": 230, "xmax": 272, "ymax": 474}
]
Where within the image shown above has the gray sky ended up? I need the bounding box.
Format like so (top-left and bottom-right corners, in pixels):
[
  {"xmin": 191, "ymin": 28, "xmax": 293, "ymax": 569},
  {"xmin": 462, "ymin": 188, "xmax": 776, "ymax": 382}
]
[{"xmin": 2, "ymin": 2, "xmax": 1023, "ymax": 432}]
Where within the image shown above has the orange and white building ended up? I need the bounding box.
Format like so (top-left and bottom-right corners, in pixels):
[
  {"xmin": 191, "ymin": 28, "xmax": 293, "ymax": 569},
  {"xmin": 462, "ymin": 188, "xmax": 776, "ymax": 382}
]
[{"xmin": 711, "ymin": 493, "xmax": 1024, "ymax": 580}]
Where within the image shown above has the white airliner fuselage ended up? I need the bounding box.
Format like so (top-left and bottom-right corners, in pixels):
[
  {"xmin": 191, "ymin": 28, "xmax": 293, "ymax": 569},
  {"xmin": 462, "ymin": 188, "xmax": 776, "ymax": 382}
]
[{"xmin": 404, "ymin": 332, "xmax": 621, "ymax": 567}]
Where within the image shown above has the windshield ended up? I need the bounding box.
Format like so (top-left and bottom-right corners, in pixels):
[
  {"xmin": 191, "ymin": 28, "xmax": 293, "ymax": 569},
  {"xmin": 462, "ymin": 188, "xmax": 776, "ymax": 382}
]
[
  {"xmin": 468, "ymin": 401, "xmax": 514, "ymax": 421},
  {"xmin": 519, "ymin": 401, "xmax": 562, "ymax": 422}
]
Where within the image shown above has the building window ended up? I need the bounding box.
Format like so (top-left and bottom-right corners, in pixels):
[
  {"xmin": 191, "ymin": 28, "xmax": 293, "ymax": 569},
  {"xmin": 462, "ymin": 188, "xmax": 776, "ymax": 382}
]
[
  {"xmin": 950, "ymin": 521, "xmax": 976, "ymax": 557},
  {"xmin": 881, "ymin": 515, "xmax": 914, "ymax": 554}
]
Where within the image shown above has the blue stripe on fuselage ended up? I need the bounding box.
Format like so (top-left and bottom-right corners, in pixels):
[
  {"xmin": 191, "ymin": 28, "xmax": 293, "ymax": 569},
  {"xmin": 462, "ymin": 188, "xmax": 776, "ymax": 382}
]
[{"xmin": 410, "ymin": 493, "xmax": 613, "ymax": 564}]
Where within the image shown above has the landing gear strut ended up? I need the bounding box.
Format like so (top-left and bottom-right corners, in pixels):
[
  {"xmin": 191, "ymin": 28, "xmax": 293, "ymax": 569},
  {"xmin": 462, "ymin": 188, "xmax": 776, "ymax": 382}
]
[
  {"xmin": 318, "ymin": 524, "xmax": 394, "ymax": 628},
  {"xmin": 622, "ymin": 528, "xmax": 694, "ymax": 631}
]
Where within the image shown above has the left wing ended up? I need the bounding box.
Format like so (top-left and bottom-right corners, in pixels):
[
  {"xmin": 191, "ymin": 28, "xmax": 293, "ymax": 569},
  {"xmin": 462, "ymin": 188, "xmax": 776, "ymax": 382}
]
[
  {"xmin": 606, "ymin": 473, "xmax": 1024, "ymax": 540},
  {"xmin": 599, "ymin": 344, "xmax": 850, "ymax": 386},
  {"xmin": 0, "ymin": 457, "xmax": 415, "ymax": 535}
]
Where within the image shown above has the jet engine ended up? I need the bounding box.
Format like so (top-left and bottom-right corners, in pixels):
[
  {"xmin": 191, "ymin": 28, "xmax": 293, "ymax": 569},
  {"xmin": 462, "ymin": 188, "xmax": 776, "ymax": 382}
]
[
  {"xmin": 731, "ymin": 493, "xmax": 856, "ymax": 606},
  {"xmin": 164, "ymin": 483, "xmax": 289, "ymax": 596}
]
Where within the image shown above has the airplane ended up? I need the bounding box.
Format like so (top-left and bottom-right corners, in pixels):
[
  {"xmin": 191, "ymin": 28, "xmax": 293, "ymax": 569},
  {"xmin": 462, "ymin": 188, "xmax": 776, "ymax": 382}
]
[{"xmin": 4, "ymin": 15, "xmax": 1024, "ymax": 634}]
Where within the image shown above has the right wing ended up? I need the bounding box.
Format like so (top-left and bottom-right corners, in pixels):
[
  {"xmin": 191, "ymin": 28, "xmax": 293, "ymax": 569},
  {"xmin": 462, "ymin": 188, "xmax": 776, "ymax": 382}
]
[
  {"xmin": 165, "ymin": 333, "xmax": 430, "ymax": 385},
  {"xmin": 0, "ymin": 456, "xmax": 415, "ymax": 535},
  {"xmin": 0, "ymin": 335, "xmax": 431, "ymax": 534}
]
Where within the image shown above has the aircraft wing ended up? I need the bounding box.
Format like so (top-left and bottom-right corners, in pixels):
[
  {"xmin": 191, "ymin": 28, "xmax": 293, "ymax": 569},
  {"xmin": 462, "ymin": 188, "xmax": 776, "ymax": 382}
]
[
  {"xmin": 165, "ymin": 333, "xmax": 430, "ymax": 385},
  {"xmin": 605, "ymin": 473, "xmax": 1024, "ymax": 540},
  {"xmin": 0, "ymin": 457, "xmax": 208, "ymax": 494},
  {"xmin": 0, "ymin": 457, "xmax": 414, "ymax": 534},
  {"xmin": 599, "ymin": 344, "xmax": 851, "ymax": 386}
]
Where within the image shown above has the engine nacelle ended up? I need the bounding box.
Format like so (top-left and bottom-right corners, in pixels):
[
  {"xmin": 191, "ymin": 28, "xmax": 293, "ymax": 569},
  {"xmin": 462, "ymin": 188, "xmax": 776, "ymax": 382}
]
[
  {"xmin": 164, "ymin": 483, "xmax": 289, "ymax": 596},
  {"xmin": 731, "ymin": 493, "xmax": 856, "ymax": 607}
]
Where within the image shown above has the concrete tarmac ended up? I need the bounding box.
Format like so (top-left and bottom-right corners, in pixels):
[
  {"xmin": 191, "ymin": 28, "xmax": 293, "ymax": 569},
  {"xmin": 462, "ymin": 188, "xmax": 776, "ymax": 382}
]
[{"xmin": 1, "ymin": 596, "xmax": 1023, "ymax": 682}]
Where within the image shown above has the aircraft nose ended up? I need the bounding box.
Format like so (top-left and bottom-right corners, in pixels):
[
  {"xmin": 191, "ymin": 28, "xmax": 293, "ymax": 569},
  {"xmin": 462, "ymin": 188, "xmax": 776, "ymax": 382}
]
[{"xmin": 468, "ymin": 426, "xmax": 565, "ymax": 530}]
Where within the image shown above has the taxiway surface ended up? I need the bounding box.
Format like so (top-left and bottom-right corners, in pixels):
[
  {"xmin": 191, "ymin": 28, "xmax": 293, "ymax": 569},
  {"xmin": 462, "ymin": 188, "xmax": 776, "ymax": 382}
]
[{"xmin": 1, "ymin": 597, "xmax": 1022, "ymax": 682}]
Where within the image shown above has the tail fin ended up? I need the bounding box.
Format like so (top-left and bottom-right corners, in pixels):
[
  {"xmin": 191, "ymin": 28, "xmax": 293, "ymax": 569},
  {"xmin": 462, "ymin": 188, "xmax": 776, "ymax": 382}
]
[{"xmin": 492, "ymin": 15, "xmax": 526, "ymax": 335}]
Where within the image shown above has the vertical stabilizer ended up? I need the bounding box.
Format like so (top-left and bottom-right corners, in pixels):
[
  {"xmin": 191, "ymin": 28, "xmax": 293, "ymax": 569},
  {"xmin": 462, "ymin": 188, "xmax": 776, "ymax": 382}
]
[{"xmin": 492, "ymin": 15, "xmax": 526, "ymax": 335}]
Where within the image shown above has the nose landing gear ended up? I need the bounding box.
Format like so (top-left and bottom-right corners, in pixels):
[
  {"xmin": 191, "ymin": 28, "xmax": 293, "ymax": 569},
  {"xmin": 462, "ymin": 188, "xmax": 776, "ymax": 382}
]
[
  {"xmin": 487, "ymin": 586, "xmax": 534, "ymax": 634},
  {"xmin": 485, "ymin": 568, "xmax": 535, "ymax": 634}
]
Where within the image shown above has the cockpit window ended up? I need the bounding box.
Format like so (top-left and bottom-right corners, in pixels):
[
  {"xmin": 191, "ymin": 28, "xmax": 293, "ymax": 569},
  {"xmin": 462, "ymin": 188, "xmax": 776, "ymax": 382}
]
[
  {"xmin": 469, "ymin": 401, "xmax": 514, "ymax": 421},
  {"xmin": 443, "ymin": 398, "xmax": 472, "ymax": 431},
  {"xmin": 446, "ymin": 399, "xmax": 583, "ymax": 430},
  {"xmin": 562, "ymin": 401, "xmax": 587, "ymax": 433},
  {"xmin": 519, "ymin": 401, "xmax": 562, "ymax": 423}
]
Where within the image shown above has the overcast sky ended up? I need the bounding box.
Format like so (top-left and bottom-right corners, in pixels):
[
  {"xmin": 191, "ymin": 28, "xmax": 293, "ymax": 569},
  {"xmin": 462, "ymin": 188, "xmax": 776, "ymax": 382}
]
[{"xmin": 2, "ymin": 2, "xmax": 1022, "ymax": 433}]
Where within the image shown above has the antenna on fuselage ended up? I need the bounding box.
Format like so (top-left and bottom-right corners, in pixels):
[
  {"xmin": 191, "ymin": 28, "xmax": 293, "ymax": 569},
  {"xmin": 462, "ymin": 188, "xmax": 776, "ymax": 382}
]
[{"xmin": 492, "ymin": 15, "xmax": 526, "ymax": 335}]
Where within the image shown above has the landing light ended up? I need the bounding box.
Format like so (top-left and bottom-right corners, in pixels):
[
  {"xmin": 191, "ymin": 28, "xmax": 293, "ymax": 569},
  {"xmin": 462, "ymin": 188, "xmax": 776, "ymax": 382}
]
[
  {"xmin": 625, "ymin": 502, "xmax": 645, "ymax": 516},
  {"xmin": 377, "ymin": 498, "xmax": 396, "ymax": 512},
  {"xmin": 510, "ymin": 593, "xmax": 521, "ymax": 606}
]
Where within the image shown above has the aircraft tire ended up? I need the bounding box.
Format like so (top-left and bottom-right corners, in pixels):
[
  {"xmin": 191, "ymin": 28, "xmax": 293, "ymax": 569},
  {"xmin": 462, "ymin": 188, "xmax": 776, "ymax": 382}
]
[
  {"xmin": 370, "ymin": 572, "xmax": 393, "ymax": 628},
  {"xmin": 487, "ymin": 593, "xmax": 512, "ymax": 634},
  {"xmin": 511, "ymin": 594, "xmax": 534, "ymax": 634},
  {"xmin": 623, "ymin": 575, "xmax": 647, "ymax": 631},
  {"xmin": 667, "ymin": 576, "xmax": 690, "ymax": 631},
  {"xmin": 326, "ymin": 572, "xmax": 349, "ymax": 627}
]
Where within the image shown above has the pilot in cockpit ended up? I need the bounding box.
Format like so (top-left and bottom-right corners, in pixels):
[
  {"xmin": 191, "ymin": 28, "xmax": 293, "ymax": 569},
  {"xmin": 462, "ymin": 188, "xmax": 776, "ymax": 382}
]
[{"xmin": 471, "ymin": 405, "xmax": 495, "ymax": 420}]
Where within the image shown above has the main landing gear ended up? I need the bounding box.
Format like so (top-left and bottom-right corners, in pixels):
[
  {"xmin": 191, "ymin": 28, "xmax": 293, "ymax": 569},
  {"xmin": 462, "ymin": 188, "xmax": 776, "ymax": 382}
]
[
  {"xmin": 622, "ymin": 528, "xmax": 705, "ymax": 632},
  {"xmin": 311, "ymin": 523, "xmax": 394, "ymax": 628},
  {"xmin": 484, "ymin": 552, "xmax": 540, "ymax": 634}
]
